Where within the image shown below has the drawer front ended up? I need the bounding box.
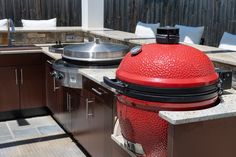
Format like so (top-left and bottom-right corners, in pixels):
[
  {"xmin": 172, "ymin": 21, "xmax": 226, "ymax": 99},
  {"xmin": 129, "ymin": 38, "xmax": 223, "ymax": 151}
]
[
  {"xmin": 0, "ymin": 53, "xmax": 42, "ymax": 67},
  {"xmin": 82, "ymin": 76, "xmax": 115, "ymax": 107}
]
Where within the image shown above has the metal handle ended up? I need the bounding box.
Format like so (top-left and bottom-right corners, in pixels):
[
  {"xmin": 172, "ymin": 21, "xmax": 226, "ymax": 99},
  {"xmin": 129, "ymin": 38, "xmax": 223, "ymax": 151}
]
[
  {"xmin": 46, "ymin": 60, "xmax": 54, "ymax": 65},
  {"xmin": 92, "ymin": 88, "xmax": 102, "ymax": 95},
  {"xmin": 66, "ymin": 93, "xmax": 69, "ymax": 111},
  {"xmin": 53, "ymin": 77, "xmax": 60, "ymax": 92},
  {"xmin": 68, "ymin": 94, "xmax": 72, "ymax": 112},
  {"xmin": 86, "ymin": 98, "xmax": 94, "ymax": 119},
  {"xmin": 20, "ymin": 68, "xmax": 23, "ymax": 85},
  {"xmin": 103, "ymin": 76, "xmax": 125, "ymax": 92},
  {"xmin": 15, "ymin": 69, "xmax": 18, "ymax": 85}
]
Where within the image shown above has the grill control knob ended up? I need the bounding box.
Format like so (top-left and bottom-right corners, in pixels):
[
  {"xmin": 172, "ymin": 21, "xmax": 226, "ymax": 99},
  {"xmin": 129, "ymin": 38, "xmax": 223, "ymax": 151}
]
[{"xmin": 51, "ymin": 71, "xmax": 64, "ymax": 80}]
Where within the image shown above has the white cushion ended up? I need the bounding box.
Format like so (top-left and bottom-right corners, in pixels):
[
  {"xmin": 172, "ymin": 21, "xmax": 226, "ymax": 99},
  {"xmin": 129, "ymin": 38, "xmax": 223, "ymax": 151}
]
[
  {"xmin": 175, "ymin": 25, "xmax": 204, "ymax": 44},
  {"xmin": 135, "ymin": 22, "xmax": 160, "ymax": 38},
  {"xmin": 22, "ymin": 18, "xmax": 57, "ymax": 28},
  {"xmin": 219, "ymin": 32, "xmax": 236, "ymax": 51},
  {"xmin": 0, "ymin": 19, "xmax": 7, "ymax": 27}
]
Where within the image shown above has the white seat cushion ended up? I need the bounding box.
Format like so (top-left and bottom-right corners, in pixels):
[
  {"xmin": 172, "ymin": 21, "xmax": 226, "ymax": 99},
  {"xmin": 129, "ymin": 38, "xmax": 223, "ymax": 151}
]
[
  {"xmin": 22, "ymin": 18, "xmax": 57, "ymax": 28},
  {"xmin": 175, "ymin": 25, "xmax": 204, "ymax": 44},
  {"xmin": 135, "ymin": 22, "xmax": 160, "ymax": 38},
  {"xmin": 0, "ymin": 19, "xmax": 8, "ymax": 27},
  {"xmin": 219, "ymin": 32, "xmax": 236, "ymax": 51}
]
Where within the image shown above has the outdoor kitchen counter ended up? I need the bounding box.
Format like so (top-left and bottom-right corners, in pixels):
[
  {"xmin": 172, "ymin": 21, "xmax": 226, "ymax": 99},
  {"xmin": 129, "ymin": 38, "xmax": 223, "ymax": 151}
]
[
  {"xmin": 0, "ymin": 26, "xmax": 82, "ymax": 33},
  {"xmin": 0, "ymin": 44, "xmax": 62, "ymax": 60},
  {"xmin": 89, "ymin": 29, "xmax": 236, "ymax": 66},
  {"xmin": 79, "ymin": 68, "xmax": 236, "ymax": 125},
  {"xmin": 0, "ymin": 27, "xmax": 235, "ymax": 66},
  {"xmin": 40, "ymin": 45, "xmax": 62, "ymax": 60}
]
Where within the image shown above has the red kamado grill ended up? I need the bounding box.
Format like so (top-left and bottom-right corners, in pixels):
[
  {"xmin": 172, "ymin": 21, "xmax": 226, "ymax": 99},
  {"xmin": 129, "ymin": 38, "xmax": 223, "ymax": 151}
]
[{"xmin": 104, "ymin": 27, "xmax": 221, "ymax": 157}]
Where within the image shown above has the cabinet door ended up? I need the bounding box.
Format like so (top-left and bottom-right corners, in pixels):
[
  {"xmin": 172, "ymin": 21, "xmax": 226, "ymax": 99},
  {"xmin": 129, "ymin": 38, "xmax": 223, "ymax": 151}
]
[
  {"xmin": 45, "ymin": 60, "xmax": 62, "ymax": 113},
  {"xmin": 0, "ymin": 67, "xmax": 20, "ymax": 112},
  {"xmin": 83, "ymin": 76, "xmax": 114, "ymax": 157},
  {"xmin": 89, "ymin": 90, "xmax": 114, "ymax": 157},
  {"xmin": 20, "ymin": 65, "xmax": 44, "ymax": 109},
  {"xmin": 60, "ymin": 88, "xmax": 81, "ymax": 133},
  {"xmin": 60, "ymin": 88, "xmax": 72, "ymax": 132},
  {"xmin": 72, "ymin": 89, "xmax": 91, "ymax": 153},
  {"xmin": 88, "ymin": 95, "xmax": 106, "ymax": 157}
]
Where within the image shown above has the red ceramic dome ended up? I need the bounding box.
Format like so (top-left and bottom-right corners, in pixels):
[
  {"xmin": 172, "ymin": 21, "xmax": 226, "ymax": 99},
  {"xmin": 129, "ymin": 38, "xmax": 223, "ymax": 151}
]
[
  {"xmin": 103, "ymin": 27, "xmax": 221, "ymax": 157},
  {"xmin": 116, "ymin": 43, "xmax": 218, "ymax": 88}
]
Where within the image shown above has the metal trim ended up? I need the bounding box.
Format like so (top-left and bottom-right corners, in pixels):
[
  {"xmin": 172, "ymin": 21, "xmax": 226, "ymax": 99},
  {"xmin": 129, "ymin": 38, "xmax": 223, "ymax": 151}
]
[{"xmin": 123, "ymin": 137, "xmax": 145, "ymax": 155}]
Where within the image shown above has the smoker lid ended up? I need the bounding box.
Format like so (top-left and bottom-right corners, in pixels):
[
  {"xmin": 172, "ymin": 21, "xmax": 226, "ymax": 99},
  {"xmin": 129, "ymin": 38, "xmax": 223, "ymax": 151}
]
[
  {"xmin": 103, "ymin": 27, "xmax": 221, "ymax": 105},
  {"xmin": 62, "ymin": 39, "xmax": 129, "ymax": 62}
]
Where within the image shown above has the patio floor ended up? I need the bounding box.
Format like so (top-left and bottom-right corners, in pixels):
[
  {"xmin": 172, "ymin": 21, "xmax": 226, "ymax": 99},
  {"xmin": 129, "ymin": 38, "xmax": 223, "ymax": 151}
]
[{"xmin": 0, "ymin": 116, "xmax": 86, "ymax": 157}]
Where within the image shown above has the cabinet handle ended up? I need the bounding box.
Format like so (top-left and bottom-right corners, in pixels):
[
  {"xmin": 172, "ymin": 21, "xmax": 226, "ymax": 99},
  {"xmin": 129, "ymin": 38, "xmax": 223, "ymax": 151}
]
[
  {"xmin": 53, "ymin": 77, "xmax": 60, "ymax": 92},
  {"xmin": 68, "ymin": 94, "xmax": 72, "ymax": 112},
  {"xmin": 46, "ymin": 60, "xmax": 54, "ymax": 65},
  {"xmin": 92, "ymin": 88, "xmax": 102, "ymax": 95},
  {"xmin": 66, "ymin": 93, "xmax": 69, "ymax": 111},
  {"xmin": 86, "ymin": 98, "xmax": 94, "ymax": 119},
  {"xmin": 15, "ymin": 69, "xmax": 18, "ymax": 85},
  {"xmin": 20, "ymin": 68, "xmax": 23, "ymax": 85}
]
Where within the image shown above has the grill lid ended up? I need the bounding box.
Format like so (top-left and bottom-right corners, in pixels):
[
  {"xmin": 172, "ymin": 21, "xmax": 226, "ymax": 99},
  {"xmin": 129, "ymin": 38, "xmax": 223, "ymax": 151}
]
[
  {"xmin": 62, "ymin": 39, "xmax": 129, "ymax": 62},
  {"xmin": 116, "ymin": 27, "xmax": 218, "ymax": 88},
  {"xmin": 104, "ymin": 27, "xmax": 220, "ymax": 104}
]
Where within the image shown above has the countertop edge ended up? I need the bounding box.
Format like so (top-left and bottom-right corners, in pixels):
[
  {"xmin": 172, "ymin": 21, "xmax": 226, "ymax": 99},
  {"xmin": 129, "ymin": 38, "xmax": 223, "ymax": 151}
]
[
  {"xmin": 159, "ymin": 111, "xmax": 236, "ymax": 125},
  {"xmin": 111, "ymin": 134, "xmax": 137, "ymax": 157}
]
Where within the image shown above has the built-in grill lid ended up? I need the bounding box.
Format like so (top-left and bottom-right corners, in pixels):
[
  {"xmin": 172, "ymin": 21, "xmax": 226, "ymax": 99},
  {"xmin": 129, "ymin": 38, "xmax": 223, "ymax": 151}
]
[{"xmin": 62, "ymin": 39, "xmax": 129, "ymax": 63}]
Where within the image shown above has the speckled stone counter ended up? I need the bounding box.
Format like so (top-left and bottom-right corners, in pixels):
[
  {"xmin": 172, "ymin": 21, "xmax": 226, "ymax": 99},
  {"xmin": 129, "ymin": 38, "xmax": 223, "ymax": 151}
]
[
  {"xmin": 79, "ymin": 68, "xmax": 236, "ymax": 125},
  {"xmin": 1, "ymin": 26, "xmax": 236, "ymax": 66},
  {"xmin": 40, "ymin": 45, "xmax": 62, "ymax": 60},
  {"xmin": 85, "ymin": 29, "xmax": 236, "ymax": 67},
  {"xmin": 0, "ymin": 49, "xmax": 42, "ymax": 55},
  {"xmin": 1, "ymin": 27, "xmax": 236, "ymax": 126},
  {"xmin": 0, "ymin": 27, "xmax": 82, "ymax": 33}
]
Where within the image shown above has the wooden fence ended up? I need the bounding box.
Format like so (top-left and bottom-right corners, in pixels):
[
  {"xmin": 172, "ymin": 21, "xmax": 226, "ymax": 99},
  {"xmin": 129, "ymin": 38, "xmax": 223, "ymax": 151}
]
[
  {"xmin": 0, "ymin": 0, "xmax": 81, "ymax": 26},
  {"xmin": 104, "ymin": 0, "xmax": 236, "ymax": 46},
  {"xmin": 0, "ymin": 0, "xmax": 236, "ymax": 46}
]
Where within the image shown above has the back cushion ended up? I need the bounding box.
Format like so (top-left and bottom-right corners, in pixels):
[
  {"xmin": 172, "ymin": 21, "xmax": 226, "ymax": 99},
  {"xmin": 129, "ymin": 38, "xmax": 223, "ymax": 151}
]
[
  {"xmin": 22, "ymin": 18, "xmax": 57, "ymax": 28},
  {"xmin": 135, "ymin": 22, "xmax": 160, "ymax": 38},
  {"xmin": 0, "ymin": 19, "xmax": 7, "ymax": 27},
  {"xmin": 219, "ymin": 32, "xmax": 236, "ymax": 51},
  {"xmin": 175, "ymin": 25, "xmax": 204, "ymax": 44}
]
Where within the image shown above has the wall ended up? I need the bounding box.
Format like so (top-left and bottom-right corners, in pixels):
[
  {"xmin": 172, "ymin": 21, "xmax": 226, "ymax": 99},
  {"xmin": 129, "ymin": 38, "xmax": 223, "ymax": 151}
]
[{"xmin": 0, "ymin": 0, "xmax": 236, "ymax": 46}]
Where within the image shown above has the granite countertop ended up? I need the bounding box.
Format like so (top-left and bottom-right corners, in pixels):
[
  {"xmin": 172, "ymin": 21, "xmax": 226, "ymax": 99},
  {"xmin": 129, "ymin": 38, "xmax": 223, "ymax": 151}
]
[
  {"xmin": 87, "ymin": 29, "xmax": 236, "ymax": 66},
  {"xmin": 1, "ymin": 27, "xmax": 236, "ymax": 125},
  {"xmin": 0, "ymin": 44, "xmax": 62, "ymax": 60},
  {"xmin": 79, "ymin": 68, "xmax": 236, "ymax": 125},
  {"xmin": 89, "ymin": 29, "xmax": 143, "ymax": 42},
  {"xmin": 79, "ymin": 68, "xmax": 117, "ymax": 92},
  {"xmin": 0, "ymin": 26, "xmax": 235, "ymax": 66},
  {"xmin": 0, "ymin": 26, "xmax": 82, "ymax": 33},
  {"xmin": 40, "ymin": 45, "xmax": 62, "ymax": 60},
  {"xmin": 0, "ymin": 49, "xmax": 42, "ymax": 54}
]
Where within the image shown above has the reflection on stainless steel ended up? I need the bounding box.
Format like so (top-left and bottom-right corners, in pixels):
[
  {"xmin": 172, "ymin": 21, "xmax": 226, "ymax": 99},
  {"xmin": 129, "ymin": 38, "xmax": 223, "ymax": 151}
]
[
  {"xmin": 62, "ymin": 39, "xmax": 129, "ymax": 62},
  {"xmin": 49, "ymin": 44, "xmax": 70, "ymax": 54},
  {"xmin": 53, "ymin": 40, "xmax": 128, "ymax": 89},
  {"xmin": 52, "ymin": 59, "xmax": 118, "ymax": 89},
  {"xmin": 7, "ymin": 19, "xmax": 15, "ymax": 46},
  {"xmin": 233, "ymin": 71, "xmax": 236, "ymax": 89}
]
